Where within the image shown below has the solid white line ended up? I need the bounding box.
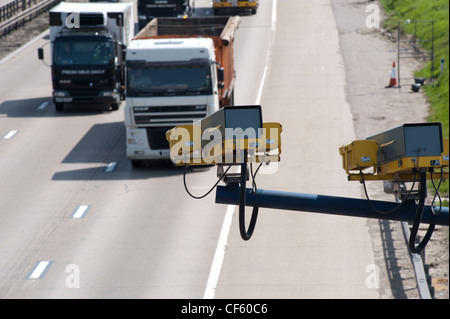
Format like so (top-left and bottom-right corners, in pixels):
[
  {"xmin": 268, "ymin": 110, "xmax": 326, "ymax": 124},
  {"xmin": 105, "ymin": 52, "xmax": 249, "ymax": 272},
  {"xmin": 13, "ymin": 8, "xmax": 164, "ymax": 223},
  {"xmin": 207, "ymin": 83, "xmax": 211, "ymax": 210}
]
[
  {"xmin": 255, "ymin": 0, "xmax": 277, "ymax": 105},
  {"xmin": 28, "ymin": 261, "xmax": 51, "ymax": 279},
  {"xmin": 203, "ymin": 0, "xmax": 278, "ymax": 299},
  {"xmin": 72, "ymin": 205, "xmax": 89, "ymax": 219},
  {"xmin": 203, "ymin": 204, "xmax": 236, "ymax": 299},
  {"xmin": 3, "ymin": 130, "xmax": 18, "ymax": 139}
]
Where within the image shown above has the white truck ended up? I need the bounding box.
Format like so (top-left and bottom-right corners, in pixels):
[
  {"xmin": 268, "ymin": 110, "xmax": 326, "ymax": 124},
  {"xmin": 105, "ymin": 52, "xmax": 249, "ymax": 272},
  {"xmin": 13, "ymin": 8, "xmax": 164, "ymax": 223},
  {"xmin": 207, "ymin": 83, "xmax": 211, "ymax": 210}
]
[
  {"xmin": 38, "ymin": 2, "xmax": 134, "ymax": 111},
  {"xmin": 137, "ymin": 0, "xmax": 195, "ymax": 30},
  {"xmin": 124, "ymin": 16, "xmax": 240, "ymax": 166}
]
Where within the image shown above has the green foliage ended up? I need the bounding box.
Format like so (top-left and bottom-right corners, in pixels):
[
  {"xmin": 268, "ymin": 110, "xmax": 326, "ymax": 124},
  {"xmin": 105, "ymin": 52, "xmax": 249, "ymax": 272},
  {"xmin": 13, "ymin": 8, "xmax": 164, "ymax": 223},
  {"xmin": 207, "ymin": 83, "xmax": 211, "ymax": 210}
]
[{"xmin": 380, "ymin": 0, "xmax": 449, "ymax": 198}]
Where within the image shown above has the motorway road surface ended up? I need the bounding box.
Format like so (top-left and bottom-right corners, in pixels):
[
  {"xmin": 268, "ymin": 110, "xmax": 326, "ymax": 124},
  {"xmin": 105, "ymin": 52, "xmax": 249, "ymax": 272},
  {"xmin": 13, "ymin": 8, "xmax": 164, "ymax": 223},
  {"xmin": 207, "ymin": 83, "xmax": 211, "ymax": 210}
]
[{"xmin": 0, "ymin": 0, "xmax": 379, "ymax": 298}]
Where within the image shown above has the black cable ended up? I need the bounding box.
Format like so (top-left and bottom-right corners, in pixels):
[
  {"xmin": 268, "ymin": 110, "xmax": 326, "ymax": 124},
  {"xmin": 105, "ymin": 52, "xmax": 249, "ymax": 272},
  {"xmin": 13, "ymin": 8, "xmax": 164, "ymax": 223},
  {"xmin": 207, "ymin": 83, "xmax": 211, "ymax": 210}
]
[
  {"xmin": 250, "ymin": 160, "xmax": 264, "ymax": 193},
  {"xmin": 360, "ymin": 148, "xmax": 424, "ymax": 214},
  {"xmin": 183, "ymin": 164, "xmax": 232, "ymax": 199},
  {"xmin": 250, "ymin": 161, "xmax": 256, "ymax": 192},
  {"xmin": 183, "ymin": 150, "xmax": 263, "ymax": 241},
  {"xmin": 430, "ymin": 169, "xmax": 444, "ymax": 215},
  {"xmin": 359, "ymin": 167, "xmax": 418, "ymax": 215},
  {"xmin": 408, "ymin": 169, "xmax": 435, "ymax": 254},
  {"xmin": 239, "ymin": 152, "xmax": 259, "ymax": 241}
]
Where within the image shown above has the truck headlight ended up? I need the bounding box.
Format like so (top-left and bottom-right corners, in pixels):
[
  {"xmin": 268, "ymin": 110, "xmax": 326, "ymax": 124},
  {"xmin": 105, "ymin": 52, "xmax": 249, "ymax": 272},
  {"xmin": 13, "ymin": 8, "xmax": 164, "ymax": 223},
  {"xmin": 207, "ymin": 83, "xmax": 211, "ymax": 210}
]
[
  {"xmin": 128, "ymin": 138, "xmax": 143, "ymax": 145},
  {"xmin": 53, "ymin": 91, "xmax": 67, "ymax": 97},
  {"xmin": 101, "ymin": 90, "xmax": 118, "ymax": 97}
]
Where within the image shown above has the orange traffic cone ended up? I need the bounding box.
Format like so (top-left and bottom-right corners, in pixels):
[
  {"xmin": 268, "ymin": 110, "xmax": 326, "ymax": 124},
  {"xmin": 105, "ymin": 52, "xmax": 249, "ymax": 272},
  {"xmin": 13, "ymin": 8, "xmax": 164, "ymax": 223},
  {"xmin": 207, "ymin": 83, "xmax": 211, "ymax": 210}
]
[{"xmin": 385, "ymin": 61, "xmax": 398, "ymax": 88}]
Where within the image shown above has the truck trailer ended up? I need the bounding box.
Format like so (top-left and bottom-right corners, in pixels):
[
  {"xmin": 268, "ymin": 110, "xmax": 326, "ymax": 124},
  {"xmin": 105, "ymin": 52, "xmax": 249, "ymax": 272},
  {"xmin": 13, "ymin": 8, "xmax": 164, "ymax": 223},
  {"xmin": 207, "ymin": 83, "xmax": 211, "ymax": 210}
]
[
  {"xmin": 137, "ymin": 0, "xmax": 195, "ymax": 30},
  {"xmin": 124, "ymin": 16, "xmax": 240, "ymax": 166},
  {"xmin": 39, "ymin": 2, "xmax": 134, "ymax": 112}
]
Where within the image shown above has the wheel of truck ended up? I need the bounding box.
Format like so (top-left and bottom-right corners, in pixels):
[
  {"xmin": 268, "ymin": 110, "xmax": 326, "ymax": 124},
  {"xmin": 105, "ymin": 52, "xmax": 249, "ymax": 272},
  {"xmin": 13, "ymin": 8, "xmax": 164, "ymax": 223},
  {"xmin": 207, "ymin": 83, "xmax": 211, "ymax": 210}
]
[
  {"xmin": 111, "ymin": 103, "xmax": 120, "ymax": 111},
  {"xmin": 55, "ymin": 103, "xmax": 64, "ymax": 112},
  {"xmin": 251, "ymin": 8, "xmax": 257, "ymax": 14},
  {"xmin": 131, "ymin": 159, "xmax": 143, "ymax": 168}
]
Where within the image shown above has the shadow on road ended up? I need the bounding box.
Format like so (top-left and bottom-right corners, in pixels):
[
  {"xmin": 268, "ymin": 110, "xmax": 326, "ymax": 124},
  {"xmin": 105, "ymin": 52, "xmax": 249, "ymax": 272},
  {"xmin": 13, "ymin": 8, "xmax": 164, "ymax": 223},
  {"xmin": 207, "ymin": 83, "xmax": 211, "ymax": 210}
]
[
  {"xmin": 51, "ymin": 121, "xmax": 212, "ymax": 181},
  {"xmin": 0, "ymin": 97, "xmax": 118, "ymax": 117}
]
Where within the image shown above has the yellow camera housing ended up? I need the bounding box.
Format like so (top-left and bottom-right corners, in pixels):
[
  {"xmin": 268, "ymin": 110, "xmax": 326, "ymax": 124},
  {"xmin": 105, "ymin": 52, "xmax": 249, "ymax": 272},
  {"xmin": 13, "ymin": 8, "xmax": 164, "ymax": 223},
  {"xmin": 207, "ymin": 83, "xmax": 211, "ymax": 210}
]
[
  {"xmin": 166, "ymin": 105, "xmax": 282, "ymax": 166},
  {"xmin": 340, "ymin": 123, "xmax": 449, "ymax": 181}
]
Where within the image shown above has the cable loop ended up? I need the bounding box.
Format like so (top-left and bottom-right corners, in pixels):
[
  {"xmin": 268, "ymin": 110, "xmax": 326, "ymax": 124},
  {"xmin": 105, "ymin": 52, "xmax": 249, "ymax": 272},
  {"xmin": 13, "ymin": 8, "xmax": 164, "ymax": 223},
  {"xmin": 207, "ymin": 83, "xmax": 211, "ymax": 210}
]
[
  {"xmin": 239, "ymin": 152, "xmax": 259, "ymax": 240},
  {"xmin": 408, "ymin": 169, "xmax": 435, "ymax": 253}
]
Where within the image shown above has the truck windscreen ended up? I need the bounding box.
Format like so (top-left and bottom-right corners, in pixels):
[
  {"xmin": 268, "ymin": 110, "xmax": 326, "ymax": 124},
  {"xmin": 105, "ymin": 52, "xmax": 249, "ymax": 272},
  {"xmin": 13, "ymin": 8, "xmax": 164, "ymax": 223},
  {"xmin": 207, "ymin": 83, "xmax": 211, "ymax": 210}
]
[
  {"xmin": 127, "ymin": 65, "xmax": 213, "ymax": 97},
  {"xmin": 138, "ymin": 0, "xmax": 184, "ymax": 13},
  {"xmin": 54, "ymin": 39, "xmax": 114, "ymax": 66}
]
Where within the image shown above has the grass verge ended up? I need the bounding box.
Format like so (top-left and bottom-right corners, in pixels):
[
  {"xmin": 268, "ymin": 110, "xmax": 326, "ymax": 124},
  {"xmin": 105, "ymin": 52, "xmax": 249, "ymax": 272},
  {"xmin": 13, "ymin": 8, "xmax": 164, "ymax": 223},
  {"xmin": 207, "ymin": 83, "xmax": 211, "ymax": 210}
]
[{"xmin": 380, "ymin": 0, "xmax": 449, "ymax": 203}]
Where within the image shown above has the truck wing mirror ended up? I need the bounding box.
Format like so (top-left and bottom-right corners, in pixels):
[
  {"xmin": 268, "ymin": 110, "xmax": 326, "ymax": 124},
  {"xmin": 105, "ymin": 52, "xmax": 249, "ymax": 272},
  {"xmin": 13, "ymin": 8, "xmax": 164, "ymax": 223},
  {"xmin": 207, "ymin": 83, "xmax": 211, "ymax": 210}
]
[
  {"xmin": 121, "ymin": 44, "xmax": 127, "ymax": 61},
  {"xmin": 218, "ymin": 67, "xmax": 224, "ymax": 82},
  {"xmin": 38, "ymin": 48, "xmax": 44, "ymax": 60}
]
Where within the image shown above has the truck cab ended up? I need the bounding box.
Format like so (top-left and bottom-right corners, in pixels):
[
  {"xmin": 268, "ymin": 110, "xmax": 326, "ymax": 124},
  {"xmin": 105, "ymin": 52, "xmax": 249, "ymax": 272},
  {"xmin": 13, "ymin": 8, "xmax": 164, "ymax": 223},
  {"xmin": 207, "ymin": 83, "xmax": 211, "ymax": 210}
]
[
  {"xmin": 124, "ymin": 16, "xmax": 239, "ymax": 166},
  {"xmin": 38, "ymin": 2, "xmax": 133, "ymax": 112},
  {"xmin": 125, "ymin": 38, "xmax": 220, "ymax": 165},
  {"xmin": 137, "ymin": 0, "xmax": 195, "ymax": 30},
  {"xmin": 51, "ymin": 30, "xmax": 125, "ymax": 111}
]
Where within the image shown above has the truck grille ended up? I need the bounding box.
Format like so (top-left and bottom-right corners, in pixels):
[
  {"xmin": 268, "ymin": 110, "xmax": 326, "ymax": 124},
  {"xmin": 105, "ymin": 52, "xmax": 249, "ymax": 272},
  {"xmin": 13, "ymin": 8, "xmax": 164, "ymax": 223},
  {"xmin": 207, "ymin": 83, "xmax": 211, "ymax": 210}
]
[
  {"xmin": 133, "ymin": 105, "xmax": 207, "ymax": 127},
  {"xmin": 146, "ymin": 127, "xmax": 171, "ymax": 150},
  {"xmin": 70, "ymin": 90, "xmax": 101, "ymax": 97}
]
